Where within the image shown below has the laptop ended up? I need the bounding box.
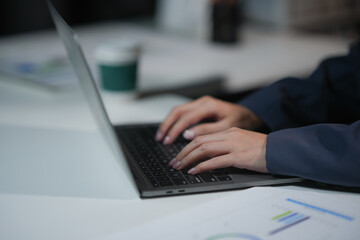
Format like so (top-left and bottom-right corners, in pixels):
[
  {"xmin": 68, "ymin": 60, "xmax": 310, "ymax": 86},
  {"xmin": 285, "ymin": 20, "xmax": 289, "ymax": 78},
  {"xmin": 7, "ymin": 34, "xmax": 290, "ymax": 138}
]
[{"xmin": 48, "ymin": 1, "xmax": 302, "ymax": 198}]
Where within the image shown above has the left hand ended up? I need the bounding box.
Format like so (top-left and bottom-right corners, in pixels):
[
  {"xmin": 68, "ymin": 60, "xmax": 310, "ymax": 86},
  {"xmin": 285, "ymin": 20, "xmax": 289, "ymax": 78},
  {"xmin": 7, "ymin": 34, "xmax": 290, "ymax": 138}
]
[{"xmin": 169, "ymin": 127, "xmax": 269, "ymax": 174}]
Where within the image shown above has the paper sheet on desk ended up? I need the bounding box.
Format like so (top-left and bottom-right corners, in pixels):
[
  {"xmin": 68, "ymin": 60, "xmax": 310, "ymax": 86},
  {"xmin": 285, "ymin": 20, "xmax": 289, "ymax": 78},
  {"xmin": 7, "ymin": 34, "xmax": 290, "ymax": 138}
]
[
  {"xmin": 103, "ymin": 187, "xmax": 360, "ymax": 240},
  {"xmin": 0, "ymin": 56, "xmax": 75, "ymax": 88}
]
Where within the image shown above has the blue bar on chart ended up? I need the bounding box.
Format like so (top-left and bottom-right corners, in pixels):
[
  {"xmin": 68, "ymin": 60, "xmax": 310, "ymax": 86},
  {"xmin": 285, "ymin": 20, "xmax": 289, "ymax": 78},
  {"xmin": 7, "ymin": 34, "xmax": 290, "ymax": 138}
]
[
  {"xmin": 283, "ymin": 214, "xmax": 306, "ymax": 225},
  {"xmin": 286, "ymin": 198, "xmax": 354, "ymax": 221},
  {"xmin": 278, "ymin": 212, "xmax": 298, "ymax": 222},
  {"xmin": 269, "ymin": 216, "xmax": 310, "ymax": 235}
]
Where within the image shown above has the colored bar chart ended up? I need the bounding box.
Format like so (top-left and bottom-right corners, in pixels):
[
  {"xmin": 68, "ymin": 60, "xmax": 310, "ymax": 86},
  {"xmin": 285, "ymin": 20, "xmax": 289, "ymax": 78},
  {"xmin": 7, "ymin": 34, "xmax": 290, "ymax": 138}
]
[
  {"xmin": 108, "ymin": 187, "xmax": 360, "ymax": 240},
  {"xmin": 268, "ymin": 197, "xmax": 355, "ymax": 236},
  {"xmin": 269, "ymin": 210, "xmax": 310, "ymax": 235}
]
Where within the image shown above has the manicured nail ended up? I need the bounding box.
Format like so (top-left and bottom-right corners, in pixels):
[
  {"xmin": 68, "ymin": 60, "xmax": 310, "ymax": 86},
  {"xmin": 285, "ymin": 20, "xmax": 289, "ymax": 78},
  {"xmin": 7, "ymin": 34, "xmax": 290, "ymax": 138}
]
[
  {"xmin": 174, "ymin": 161, "xmax": 181, "ymax": 169},
  {"xmin": 188, "ymin": 168, "xmax": 196, "ymax": 174},
  {"xmin": 155, "ymin": 130, "xmax": 163, "ymax": 141},
  {"xmin": 163, "ymin": 136, "xmax": 171, "ymax": 145},
  {"xmin": 183, "ymin": 129, "xmax": 195, "ymax": 140},
  {"xmin": 169, "ymin": 158, "xmax": 176, "ymax": 166}
]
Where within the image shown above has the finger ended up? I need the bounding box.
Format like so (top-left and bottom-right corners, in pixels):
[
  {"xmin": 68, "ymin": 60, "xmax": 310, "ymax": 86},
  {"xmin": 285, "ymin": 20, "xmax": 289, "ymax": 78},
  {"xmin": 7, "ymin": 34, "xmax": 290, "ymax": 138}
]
[
  {"xmin": 185, "ymin": 120, "xmax": 229, "ymax": 139},
  {"xmin": 175, "ymin": 132, "xmax": 227, "ymax": 161},
  {"xmin": 155, "ymin": 102, "xmax": 196, "ymax": 141},
  {"xmin": 187, "ymin": 155, "xmax": 234, "ymax": 174},
  {"xmin": 163, "ymin": 108, "xmax": 215, "ymax": 145},
  {"xmin": 173, "ymin": 141, "xmax": 229, "ymax": 170},
  {"xmin": 156, "ymin": 96, "xmax": 214, "ymax": 142}
]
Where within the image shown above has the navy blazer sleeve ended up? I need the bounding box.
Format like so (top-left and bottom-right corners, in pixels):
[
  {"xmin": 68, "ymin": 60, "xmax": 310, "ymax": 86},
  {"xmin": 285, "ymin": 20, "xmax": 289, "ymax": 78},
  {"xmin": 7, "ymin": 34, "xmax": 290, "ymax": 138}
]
[{"xmin": 240, "ymin": 40, "xmax": 360, "ymax": 187}]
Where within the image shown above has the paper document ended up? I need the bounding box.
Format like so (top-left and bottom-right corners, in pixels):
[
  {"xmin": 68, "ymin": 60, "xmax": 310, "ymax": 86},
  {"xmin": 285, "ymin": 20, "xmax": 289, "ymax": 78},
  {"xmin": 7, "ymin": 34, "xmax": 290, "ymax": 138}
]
[
  {"xmin": 0, "ymin": 56, "xmax": 75, "ymax": 88},
  {"xmin": 104, "ymin": 187, "xmax": 360, "ymax": 240}
]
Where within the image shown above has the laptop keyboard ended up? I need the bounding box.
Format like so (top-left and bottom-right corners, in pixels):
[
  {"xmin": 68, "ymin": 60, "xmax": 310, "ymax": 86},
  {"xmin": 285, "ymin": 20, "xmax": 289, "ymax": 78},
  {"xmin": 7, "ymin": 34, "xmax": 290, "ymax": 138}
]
[{"xmin": 117, "ymin": 125, "xmax": 232, "ymax": 188}]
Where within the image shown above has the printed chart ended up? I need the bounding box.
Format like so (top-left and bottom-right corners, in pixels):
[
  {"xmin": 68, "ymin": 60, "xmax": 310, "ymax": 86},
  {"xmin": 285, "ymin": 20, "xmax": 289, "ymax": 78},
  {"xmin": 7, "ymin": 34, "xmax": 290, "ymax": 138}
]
[
  {"xmin": 106, "ymin": 187, "xmax": 360, "ymax": 240},
  {"xmin": 199, "ymin": 195, "xmax": 357, "ymax": 240}
]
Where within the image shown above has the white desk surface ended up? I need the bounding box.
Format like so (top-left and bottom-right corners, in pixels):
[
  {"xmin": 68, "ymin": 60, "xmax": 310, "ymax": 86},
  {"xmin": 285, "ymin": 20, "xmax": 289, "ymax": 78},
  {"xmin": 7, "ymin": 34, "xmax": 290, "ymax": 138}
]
[{"xmin": 0, "ymin": 23, "xmax": 358, "ymax": 240}]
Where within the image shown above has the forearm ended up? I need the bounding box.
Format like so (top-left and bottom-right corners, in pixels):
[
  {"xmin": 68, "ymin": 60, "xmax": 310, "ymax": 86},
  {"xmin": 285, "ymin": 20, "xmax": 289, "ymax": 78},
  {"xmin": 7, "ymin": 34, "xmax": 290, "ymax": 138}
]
[
  {"xmin": 239, "ymin": 78, "xmax": 304, "ymax": 131},
  {"xmin": 266, "ymin": 120, "xmax": 360, "ymax": 187},
  {"xmin": 240, "ymin": 40, "xmax": 360, "ymax": 131}
]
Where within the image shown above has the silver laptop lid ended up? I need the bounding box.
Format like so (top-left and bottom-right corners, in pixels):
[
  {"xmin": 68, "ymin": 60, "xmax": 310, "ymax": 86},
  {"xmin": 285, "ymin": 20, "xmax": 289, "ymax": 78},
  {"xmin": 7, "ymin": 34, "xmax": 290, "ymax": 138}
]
[{"xmin": 48, "ymin": 1, "xmax": 134, "ymax": 183}]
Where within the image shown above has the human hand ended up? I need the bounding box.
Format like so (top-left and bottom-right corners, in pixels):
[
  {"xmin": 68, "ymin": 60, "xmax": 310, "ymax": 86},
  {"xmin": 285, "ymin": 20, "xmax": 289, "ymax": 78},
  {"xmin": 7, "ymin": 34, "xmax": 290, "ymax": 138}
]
[
  {"xmin": 155, "ymin": 96, "xmax": 263, "ymax": 145},
  {"xmin": 169, "ymin": 127, "xmax": 269, "ymax": 174}
]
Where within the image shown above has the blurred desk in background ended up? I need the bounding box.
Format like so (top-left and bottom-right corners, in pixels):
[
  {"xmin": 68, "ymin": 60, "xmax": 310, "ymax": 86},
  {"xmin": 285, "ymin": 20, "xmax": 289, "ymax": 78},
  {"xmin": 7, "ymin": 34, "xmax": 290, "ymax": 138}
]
[
  {"xmin": 0, "ymin": 21, "xmax": 352, "ymax": 131},
  {"xmin": 0, "ymin": 22, "xmax": 351, "ymax": 96}
]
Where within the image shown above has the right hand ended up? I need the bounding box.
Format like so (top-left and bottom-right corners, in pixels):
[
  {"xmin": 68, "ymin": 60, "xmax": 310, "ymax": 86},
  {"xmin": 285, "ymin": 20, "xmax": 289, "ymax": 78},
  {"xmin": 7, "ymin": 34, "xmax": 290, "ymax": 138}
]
[{"xmin": 155, "ymin": 96, "xmax": 264, "ymax": 145}]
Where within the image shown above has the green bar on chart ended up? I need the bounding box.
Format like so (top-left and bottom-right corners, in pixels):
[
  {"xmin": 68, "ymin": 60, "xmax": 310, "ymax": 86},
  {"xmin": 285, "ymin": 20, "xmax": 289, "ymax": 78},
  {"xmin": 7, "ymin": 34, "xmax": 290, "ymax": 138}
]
[{"xmin": 272, "ymin": 211, "xmax": 292, "ymax": 220}]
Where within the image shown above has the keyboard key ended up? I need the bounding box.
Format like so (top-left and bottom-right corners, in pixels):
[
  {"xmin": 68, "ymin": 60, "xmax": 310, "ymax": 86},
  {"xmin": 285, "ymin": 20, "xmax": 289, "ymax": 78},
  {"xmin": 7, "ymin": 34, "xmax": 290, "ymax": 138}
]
[
  {"xmin": 159, "ymin": 159, "xmax": 169, "ymax": 166},
  {"xmin": 166, "ymin": 167, "xmax": 176, "ymax": 173},
  {"xmin": 159, "ymin": 181, "xmax": 174, "ymax": 187},
  {"xmin": 149, "ymin": 167, "xmax": 162, "ymax": 172},
  {"xmin": 199, "ymin": 174, "xmax": 218, "ymax": 183},
  {"xmin": 168, "ymin": 172, "xmax": 182, "ymax": 178},
  {"xmin": 217, "ymin": 176, "xmax": 232, "ymax": 181},
  {"xmin": 156, "ymin": 176, "xmax": 170, "ymax": 181},
  {"xmin": 153, "ymin": 172, "xmax": 166, "ymax": 177},
  {"xmin": 146, "ymin": 162, "xmax": 159, "ymax": 167},
  {"xmin": 146, "ymin": 173, "xmax": 154, "ymax": 180},
  {"xmin": 150, "ymin": 180, "xmax": 159, "ymax": 187},
  {"xmin": 145, "ymin": 157, "xmax": 156, "ymax": 163},
  {"xmin": 137, "ymin": 160, "xmax": 145, "ymax": 166},
  {"xmin": 173, "ymin": 177, "xmax": 189, "ymax": 185},
  {"xmin": 185, "ymin": 175, "xmax": 203, "ymax": 184}
]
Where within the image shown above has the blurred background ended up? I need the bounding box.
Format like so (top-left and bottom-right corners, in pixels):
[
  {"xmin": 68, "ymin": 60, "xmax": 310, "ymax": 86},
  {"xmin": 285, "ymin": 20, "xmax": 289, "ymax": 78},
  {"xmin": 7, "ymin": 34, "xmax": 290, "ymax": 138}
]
[
  {"xmin": 1, "ymin": 0, "xmax": 359, "ymax": 38},
  {"xmin": 0, "ymin": 0, "xmax": 359, "ymax": 101},
  {"xmin": 0, "ymin": 0, "xmax": 157, "ymax": 36}
]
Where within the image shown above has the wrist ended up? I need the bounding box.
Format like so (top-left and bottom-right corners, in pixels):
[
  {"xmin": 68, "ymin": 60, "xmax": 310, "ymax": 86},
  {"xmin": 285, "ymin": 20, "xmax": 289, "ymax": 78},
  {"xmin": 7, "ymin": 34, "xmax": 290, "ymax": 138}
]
[{"xmin": 238, "ymin": 105, "xmax": 264, "ymax": 130}]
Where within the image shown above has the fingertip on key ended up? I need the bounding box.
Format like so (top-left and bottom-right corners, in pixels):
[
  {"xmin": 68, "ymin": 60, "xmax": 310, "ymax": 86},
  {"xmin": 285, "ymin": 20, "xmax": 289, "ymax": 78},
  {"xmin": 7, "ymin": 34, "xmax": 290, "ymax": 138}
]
[
  {"xmin": 169, "ymin": 158, "xmax": 176, "ymax": 166},
  {"xmin": 183, "ymin": 129, "xmax": 195, "ymax": 140},
  {"xmin": 188, "ymin": 168, "xmax": 196, "ymax": 175},
  {"xmin": 155, "ymin": 130, "xmax": 163, "ymax": 141},
  {"xmin": 163, "ymin": 136, "xmax": 171, "ymax": 145}
]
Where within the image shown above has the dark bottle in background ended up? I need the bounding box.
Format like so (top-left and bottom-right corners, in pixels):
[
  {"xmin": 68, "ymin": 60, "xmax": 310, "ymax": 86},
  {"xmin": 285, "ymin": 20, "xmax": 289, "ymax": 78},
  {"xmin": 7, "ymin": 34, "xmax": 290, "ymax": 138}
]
[{"xmin": 211, "ymin": 0, "xmax": 240, "ymax": 44}]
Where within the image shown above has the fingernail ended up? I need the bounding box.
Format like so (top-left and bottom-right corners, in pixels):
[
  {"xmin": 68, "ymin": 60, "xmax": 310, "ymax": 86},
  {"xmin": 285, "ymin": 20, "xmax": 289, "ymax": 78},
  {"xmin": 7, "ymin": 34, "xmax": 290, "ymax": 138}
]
[
  {"xmin": 155, "ymin": 131, "xmax": 163, "ymax": 141},
  {"xmin": 188, "ymin": 168, "xmax": 196, "ymax": 175},
  {"xmin": 174, "ymin": 161, "xmax": 181, "ymax": 169},
  {"xmin": 183, "ymin": 129, "xmax": 195, "ymax": 140},
  {"xmin": 169, "ymin": 158, "xmax": 176, "ymax": 166},
  {"xmin": 163, "ymin": 136, "xmax": 171, "ymax": 145}
]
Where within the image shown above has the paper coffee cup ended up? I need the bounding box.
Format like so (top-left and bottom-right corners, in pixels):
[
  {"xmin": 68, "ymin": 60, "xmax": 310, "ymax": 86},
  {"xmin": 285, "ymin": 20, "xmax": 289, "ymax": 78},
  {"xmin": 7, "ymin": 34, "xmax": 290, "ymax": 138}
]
[{"xmin": 95, "ymin": 39, "xmax": 140, "ymax": 91}]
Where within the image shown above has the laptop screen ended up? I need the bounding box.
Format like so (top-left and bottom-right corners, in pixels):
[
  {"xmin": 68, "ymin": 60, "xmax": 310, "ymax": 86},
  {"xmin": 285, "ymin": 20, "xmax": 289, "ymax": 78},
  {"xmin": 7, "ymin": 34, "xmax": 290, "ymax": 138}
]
[{"xmin": 48, "ymin": 1, "xmax": 134, "ymax": 182}]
